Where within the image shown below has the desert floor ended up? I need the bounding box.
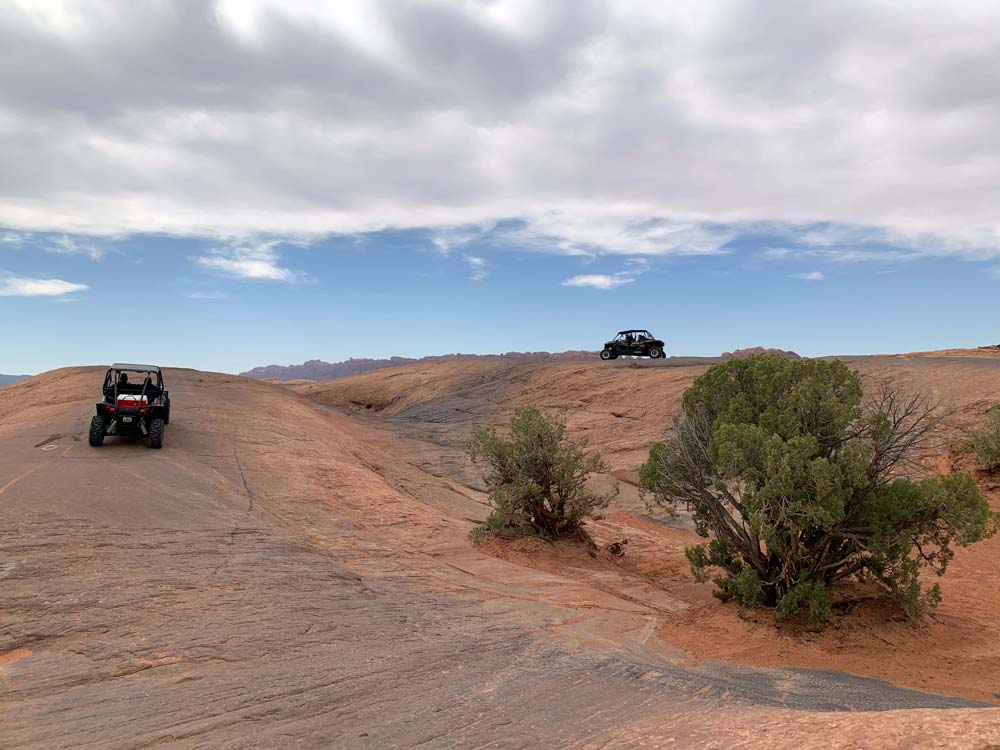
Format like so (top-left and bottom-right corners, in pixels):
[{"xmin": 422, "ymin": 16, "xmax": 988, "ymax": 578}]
[{"xmin": 2, "ymin": 353, "xmax": 999, "ymax": 748}]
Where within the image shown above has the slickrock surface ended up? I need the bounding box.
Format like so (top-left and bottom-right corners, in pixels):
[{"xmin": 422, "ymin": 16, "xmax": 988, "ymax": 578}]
[
  {"xmin": 1, "ymin": 363, "xmax": 998, "ymax": 748},
  {"xmin": 302, "ymin": 353, "xmax": 1000, "ymax": 704}
]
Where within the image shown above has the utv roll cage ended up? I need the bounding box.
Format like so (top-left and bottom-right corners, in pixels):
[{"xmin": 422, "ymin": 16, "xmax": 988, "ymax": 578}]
[
  {"xmin": 612, "ymin": 330, "xmax": 655, "ymax": 341},
  {"xmin": 102, "ymin": 364, "xmax": 164, "ymax": 403}
]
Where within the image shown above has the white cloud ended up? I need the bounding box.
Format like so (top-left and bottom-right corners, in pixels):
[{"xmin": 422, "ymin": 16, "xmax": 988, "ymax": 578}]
[
  {"xmin": 3, "ymin": 2, "xmax": 1000, "ymax": 262},
  {"xmin": 185, "ymin": 291, "xmax": 230, "ymax": 299},
  {"xmin": 430, "ymin": 213, "xmax": 734, "ymax": 258},
  {"xmin": 0, "ymin": 276, "xmax": 88, "ymax": 296},
  {"xmin": 432, "ymin": 225, "xmax": 493, "ymax": 254},
  {"xmin": 562, "ymin": 273, "xmax": 636, "ymax": 290},
  {"xmin": 194, "ymin": 241, "xmax": 300, "ymax": 282},
  {"xmin": 805, "ymin": 249, "xmax": 923, "ymax": 263},
  {"xmin": 462, "ymin": 253, "xmax": 489, "ymax": 281},
  {"xmin": 1, "ymin": 230, "xmax": 107, "ymax": 260},
  {"xmin": 792, "ymin": 271, "xmax": 825, "ymax": 281},
  {"xmin": 760, "ymin": 244, "xmax": 924, "ymax": 264},
  {"xmin": 491, "ymin": 212, "xmax": 735, "ymax": 257},
  {"xmin": 47, "ymin": 234, "xmax": 105, "ymax": 261},
  {"xmin": 759, "ymin": 247, "xmax": 793, "ymax": 259}
]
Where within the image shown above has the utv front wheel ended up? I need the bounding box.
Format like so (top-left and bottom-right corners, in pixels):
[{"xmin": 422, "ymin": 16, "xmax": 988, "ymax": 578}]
[
  {"xmin": 600, "ymin": 349, "xmax": 614, "ymax": 361},
  {"xmin": 88, "ymin": 415, "xmax": 106, "ymax": 447},
  {"xmin": 149, "ymin": 418, "xmax": 164, "ymax": 449},
  {"xmin": 647, "ymin": 347, "xmax": 662, "ymax": 359}
]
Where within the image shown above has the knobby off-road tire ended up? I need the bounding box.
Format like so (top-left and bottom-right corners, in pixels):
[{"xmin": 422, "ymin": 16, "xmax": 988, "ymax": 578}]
[
  {"xmin": 648, "ymin": 347, "xmax": 662, "ymax": 359},
  {"xmin": 600, "ymin": 349, "xmax": 613, "ymax": 361},
  {"xmin": 148, "ymin": 417, "xmax": 164, "ymax": 449},
  {"xmin": 163, "ymin": 402, "xmax": 171, "ymax": 424},
  {"xmin": 88, "ymin": 415, "xmax": 105, "ymax": 447}
]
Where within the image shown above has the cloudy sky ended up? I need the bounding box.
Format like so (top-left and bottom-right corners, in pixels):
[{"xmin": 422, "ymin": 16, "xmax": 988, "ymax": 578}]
[{"xmin": 2, "ymin": 0, "xmax": 999, "ymax": 373}]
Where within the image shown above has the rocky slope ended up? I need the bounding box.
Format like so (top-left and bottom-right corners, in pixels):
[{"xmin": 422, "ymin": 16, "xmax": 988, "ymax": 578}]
[
  {"xmin": 2, "ymin": 360, "xmax": 999, "ymax": 748},
  {"xmin": 297, "ymin": 352, "xmax": 1000, "ymax": 705}
]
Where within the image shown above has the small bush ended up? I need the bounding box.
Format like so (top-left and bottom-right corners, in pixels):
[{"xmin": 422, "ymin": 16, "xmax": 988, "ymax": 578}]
[
  {"xmin": 468, "ymin": 513, "xmax": 531, "ymax": 545},
  {"xmin": 963, "ymin": 405, "xmax": 1000, "ymax": 472},
  {"xmin": 469, "ymin": 407, "xmax": 617, "ymax": 542}
]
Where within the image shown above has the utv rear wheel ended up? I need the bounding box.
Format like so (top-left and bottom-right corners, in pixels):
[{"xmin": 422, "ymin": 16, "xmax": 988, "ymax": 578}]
[
  {"xmin": 149, "ymin": 418, "xmax": 164, "ymax": 449},
  {"xmin": 163, "ymin": 403, "xmax": 171, "ymax": 424},
  {"xmin": 648, "ymin": 347, "xmax": 662, "ymax": 359},
  {"xmin": 89, "ymin": 415, "xmax": 106, "ymax": 446}
]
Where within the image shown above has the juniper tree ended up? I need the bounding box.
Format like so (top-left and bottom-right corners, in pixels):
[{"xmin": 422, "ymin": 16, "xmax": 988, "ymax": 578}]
[{"xmin": 640, "ymin": 355, "xmax": 997, "ymax": 620}]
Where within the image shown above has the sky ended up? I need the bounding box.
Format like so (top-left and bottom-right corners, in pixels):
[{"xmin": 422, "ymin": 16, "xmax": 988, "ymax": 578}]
[{"xmin": 2, "ymin": 1, "xmax": 999, "ymax": 374}]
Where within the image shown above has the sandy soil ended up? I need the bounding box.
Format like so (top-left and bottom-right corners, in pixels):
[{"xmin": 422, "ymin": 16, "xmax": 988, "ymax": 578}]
[
  {"xmin": 1, "ymin": 362, "xmax": 999, "ymax": 748},
  {"xmin": 305, "ymin": 355, "xmax": 1000, "ymax": 705}
]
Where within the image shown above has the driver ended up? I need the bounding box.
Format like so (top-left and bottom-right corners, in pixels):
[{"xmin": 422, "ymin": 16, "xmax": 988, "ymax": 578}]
[{"xmin": 117, "ymin": 372, "xmax": 129, "ymax": 386}]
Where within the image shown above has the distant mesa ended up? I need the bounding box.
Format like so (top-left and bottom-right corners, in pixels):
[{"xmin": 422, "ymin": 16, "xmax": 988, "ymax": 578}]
[
  {"xmin": 241, "ymin": 351, "xmax": 597, "ymax": 381},
  {"xmin": 721, "ymin": 347, "xmax": 801, "ymax": 360},
  {"xmin": 0, "ymin": 374, "xmax": 30, "ymax": 387}
]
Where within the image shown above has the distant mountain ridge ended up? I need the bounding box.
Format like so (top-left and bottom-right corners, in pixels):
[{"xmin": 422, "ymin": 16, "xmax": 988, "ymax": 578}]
[
  {"xmin": 0, "ymin": 374, "xmax": 30, "ymax": 387},
  {"xmin": 241, "ymin": 351, "xmax": 597, "ymax": 381}
]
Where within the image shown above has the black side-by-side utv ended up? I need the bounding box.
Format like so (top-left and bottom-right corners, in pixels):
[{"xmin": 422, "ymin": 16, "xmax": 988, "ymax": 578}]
[
  {"xmin": 600, "ymin": 330, "xmax": 666, "ymax": 360},
  {"xmin": 89, "ymin": 364, "xmax": 170, "ymax": 449}
]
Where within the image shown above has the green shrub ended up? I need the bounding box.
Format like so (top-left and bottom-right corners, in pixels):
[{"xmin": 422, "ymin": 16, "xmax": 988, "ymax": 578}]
[
  {"xmin": 469, "ymin": 407, "xmax": 617, "ymax": 542},
  {"xmin": 720, "ymin": 566, "xmax": 766, "ymax": 607},
  {"xmin": 963, "ymin": 405, "xmax": 1000, "ymax": 472},
  {"xmin": 640, "ymin": 354, "xmax": 998, "ymax": 620},
  {"xmin": 468, "ymin": 513, "xmax": 531, "ymax": 545},
  {"xmin": 776, "ymin": 580, "xmax": 831, "ymax": 622}
]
